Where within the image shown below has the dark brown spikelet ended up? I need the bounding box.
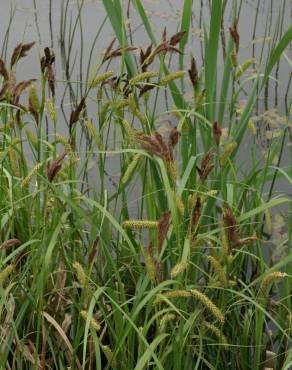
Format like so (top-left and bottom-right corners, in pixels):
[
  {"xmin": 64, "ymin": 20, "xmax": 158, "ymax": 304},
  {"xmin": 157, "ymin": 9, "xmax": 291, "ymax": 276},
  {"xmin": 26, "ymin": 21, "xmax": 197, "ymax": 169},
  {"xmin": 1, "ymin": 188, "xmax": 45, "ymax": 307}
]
[
  {"xmin": 102, "ymin": 75, "xmax": 118, "ymax": 89},
  {"xmin": 0, "ymin": 72, "xmax": 17, "ymax": 102},
  {"xmin": 10, "ymin": 42, "xmax": 35, "ymax": 68},
  {"xmin": 158, "ymin": 211, "xmax": 171, "ymax": 252},
  {"xmin": 47, "ymin": 153, "xmax": 66, "ymax": 182},
  {"xmin": 168, "ymin": 46, "xmax": 184, "ymax": 55},
  {"xmin": 0, "ymin": 58, "xmax": 9, "ymax": 80},
  {"xmin": 139, "ymin": 132, "xmax": 167, "ymax": 160},
  {"xmin": 88, "ymin": 236, "xmax": 100, "ymax": 265},
  {"xmin": 140, "ymin": 44, "xmax": 153, "ymax": 72},
  {"xmin": 151, "ymin": 42, "xmax": 169, "ymax": 59},
  {"xmin": 102, "ymin": 46, "xmax": 137, "ymax": 62},
  {"xmin": 169, "ymin": 31, "xmax": 186, "ymax": 46},
  {"xmin": 168, "ymin": 127, "xmax": 180, "ymax": 148},
  {"xmin": 213, "ymin": 121, "xmax": 222, "ymax": 146},
  {"xmin": 162, "ymin": 26, "xmax": 167, "ymax": 41},
  {"xmin": 0, "ymin": 238, "xmax": 22, "ymax": 251},
  {"xmin": 196, "ymin": 149, "xmax": 214, "ymax": 182},
  {"xmin": 47, "ymin": 65, "xmax": 55, "ymax": 97},
  {"xmin": 41, "ymin": 47, "xmax": 55, "ymax": 73},
  {"xmin": 40, "ymin": 48, "xmax": 56, "ymax": 96},
  {"xmin": 13, "ymin": 79, "xmax": 36, "ymax": 104},
  {"xmin": 229, "ymin": 19, "xmax": 240, "ymax": 54},
  {"xmin": 69, "ymin": 97, "xmax": 86, "ymax": 133},
  {"xmin": 102, "ymin": 38, "xmax": 116, "ymax": 63},
  {"xmin": 188, "ymin": 56, "xmax": 198, "ymax": 89},
  {"xmin": 0, "ymin": 82, "xmax": 9, "ymax": 100},
  {"xmin": 139, "ymin": 84, "xmax": 156, "ymax": 97},
  {"xmin": 44, "ymin": 47, "xmax": 51, "ymax": 60},
  {"xmin": 222, "ymin": 203, "xmax": 240, "ymax": 248},
  {"xmin": 140, "ymin": 44, "xmax": 152, "ymax": 64},
  {"xmin": 191, "ymin": 197, "xmax": 202, "ymax": 237}
]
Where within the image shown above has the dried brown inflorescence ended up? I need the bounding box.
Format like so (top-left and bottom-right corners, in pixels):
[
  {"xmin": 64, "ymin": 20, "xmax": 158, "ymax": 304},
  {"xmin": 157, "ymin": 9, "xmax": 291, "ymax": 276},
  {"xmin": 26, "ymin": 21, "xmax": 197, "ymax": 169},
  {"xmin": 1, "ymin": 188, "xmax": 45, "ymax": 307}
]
[
  {"xmin": 139, "ymin": 128, "xmax": 180, "ymax": 185},
  {"xmin": 0, "ymin": 45, "xmax": 36, "ymax": 105},
  {"xmin": 0, "ymin": 58, "xmax": 9, "ymax": 81},
  {"xmin": 0, "ymin": 44, "xmax": 37, "ymax": 125},
  {"xmin": 46, "ymin": 153, "xmax": 66, "ymax": 182},
  {"xmin": 0, "ymin": 239, "xmax": 22, "ymax": 252},
  {"xmin": 139, "ymin": 128, "xmax": 180, "ymax": 163},
  {"xmin": 10, "ymin": 42, "xmax": 35, "ymax": 68},
  {"xmin": 138, "ymin": 83, "xmax": 156, "ymax": 97},
  {"xmin": 88, "ymin": 236, "xmax": 100, "ymax": 266},
  {"xmin": 69, "ymin": 97, "xmax": 86, "ymax": 134},
  {"xmin": 102, "ymin": 46, "xmax": 137, "ymax": 63},
  {"xmin": 196, "ymin": 148, "xmax": 214, "ymax": 183},
  {"xmin": 140, "ymin": 44, "xmax": 153, "ymax": 72},
  {"xmin": 222, "ymin": 203, "xmax": 257, "ymax": 253},
  {"xmin": 190, "ymin": 197, "xmax": 202, "ymax": 239},
  {"xmin": 140, "ymin": 30, "xmax": 186, "ymax": 72},
  {"xmin": 222, "ymin": 203, "xmax": 240, "ymax": 251},
  {"xmin": 169, "ymin": 31, "xmax": 186, "ymax": 46},
  {"xmin": 188, "ymin": 56, "xmax": 199, "ymax": 89},
  {"xmin": 41, "ymin": 47, "xmax": 56, "ymax": 97},
  {"xmin": 101, "ymin": 38, "xmax": 116, "ymax": 63},
  {"xmin": 157, "ymin": 211, "xmax": 171, "ymax": 252},
  {"xmin": 229, "ymin": 18, "xmax": 240, "ymax": 54},
  {"xmin": 213, "ymin": 121, "xmax": 222, "ymax": 146}
]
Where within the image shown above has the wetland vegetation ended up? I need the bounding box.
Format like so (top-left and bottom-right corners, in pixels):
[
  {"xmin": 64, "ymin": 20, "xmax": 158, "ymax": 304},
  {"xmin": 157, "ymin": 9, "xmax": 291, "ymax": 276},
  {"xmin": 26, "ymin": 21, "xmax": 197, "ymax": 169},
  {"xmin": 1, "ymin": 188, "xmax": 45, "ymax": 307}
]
[{"xmin": 0, "ymin": 0, "xmax": 291, "ymax": 369}]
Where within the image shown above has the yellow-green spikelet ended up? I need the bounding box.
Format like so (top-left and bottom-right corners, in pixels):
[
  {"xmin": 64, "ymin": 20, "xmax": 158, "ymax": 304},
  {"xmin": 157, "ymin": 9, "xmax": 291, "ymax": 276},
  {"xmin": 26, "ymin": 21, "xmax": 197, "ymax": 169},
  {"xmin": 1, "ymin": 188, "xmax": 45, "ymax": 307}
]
[
  {"xmin": 84, "ymin": 120, "xmax": 103, "ymax": 149},
  {"xmin": 121, "ymin": 119, "xmax": 137, "ymax": 145},
  {"xmin": 47, "ymin": 98, "xmax": 57, "ymax": 122},
  {"xmin": 80, "ymin": 310, "xmax": 101, "ymax": 331},
  {"xmin": 8, "ymin": 147, "xmax": 20, "ymax": 177},
  {"xmin": 0, "ymin": 265, "xmax": 14, "ymax": 285},
  {"xmin": 159, "ymin": 313, "xmax": 176, "ymax": 331},
  {"xmin": 122, "ymin": 154, "xmax": 142, "ymax": 185},
  {"xmin": 122, "ymin": 220, "xmax": 158, "ymax": 230},
  {"xmin": 207, "ymin": 255, "xmax": 228, "ymax": 286},
  {"xmin": 261, "ymin": 272, "xmax": 287, "ymax": 296},
  {"xmin": 55, "ymin": 134, "xmax": 77, "ymax": 162},
  {"xmin": 25, "ymin": 129, "xmax": 38, "ymax": 151},
  {"xmin": 21, "ymin": 162, "xmax": 43, "ymax": 187},
  {"xmin": 160, "ymin": 71, "xmax": 186, "ymax": 86},
  {"xmin": 170, "ymin": 262, "xmax": 188, "ymax": 278},
  {"xmin": 235, "ymin": 58, "xmax": 254, "ymax": 80},
  {"xmin": 73, "ymin": 262, "xmax": 87, "ymax": 287},
  {"xmin": 102, "ymin": 345, "xmax": 117, "ymax": 368},
  {"xmin": 248, "ymin": 119, "xmax": 257, "ymax": 136},
  {"xmin": 29, "ymin": 84, "xmax": 40, "ymax": 113},
  {"xmin": 130, "ymin": 71, "xmax": 158, "ymax": 85},
  {"xmin": 144, "ymin": 252, "xmax": 157, "ymax": 283},
  {"xmin": 204, "ymin": 321, "xmax": 228, "ymax": 347},
  {"xmin": 219, "ymin": 142, "xmax": 237, "ymax": 166},
  {"xmin": 90, "ymin": 71, "xmax": 114, "ymax": 88},
  {"xmin": 190, "ymin": 289, "xmax": 225, "ymax": 323},
  {"xmin": 155, "ymin": 290, "xmax": 192, "ymax": 304}
]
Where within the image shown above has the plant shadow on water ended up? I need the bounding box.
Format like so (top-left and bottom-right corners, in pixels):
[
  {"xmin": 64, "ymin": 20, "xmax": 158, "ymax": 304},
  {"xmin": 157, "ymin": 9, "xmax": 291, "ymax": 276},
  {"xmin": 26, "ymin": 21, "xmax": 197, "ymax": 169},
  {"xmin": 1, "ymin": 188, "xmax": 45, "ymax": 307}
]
[{"xmin": 0, "ymin": 0, "xmax": 291, "ymax": 369}]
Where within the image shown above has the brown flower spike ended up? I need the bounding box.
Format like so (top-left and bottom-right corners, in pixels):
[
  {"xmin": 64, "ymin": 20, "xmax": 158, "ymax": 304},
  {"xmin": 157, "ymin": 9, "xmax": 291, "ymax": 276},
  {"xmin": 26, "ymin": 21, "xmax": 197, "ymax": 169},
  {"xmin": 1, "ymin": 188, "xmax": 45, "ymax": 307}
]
[
  {"xmin": 158, "ymin": 211, "xmax": 171, "ymax": 252},
  {"xmin": 196, "ymin": 149, "xmax": 214, "ymax": 182},
  {"xmin": 213, "ymin": 121, "xmax": 222, "ymax": 146},
  {"xmin": 47, "ymin": 153, "xmax": 66, "ymax": 182}
]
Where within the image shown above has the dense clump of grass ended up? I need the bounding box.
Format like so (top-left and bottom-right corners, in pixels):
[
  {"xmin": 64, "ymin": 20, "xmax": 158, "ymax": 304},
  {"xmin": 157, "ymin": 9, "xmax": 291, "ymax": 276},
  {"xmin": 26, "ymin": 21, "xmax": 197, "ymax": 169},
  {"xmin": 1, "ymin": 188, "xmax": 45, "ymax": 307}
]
[{"xmin": 0, "ymin": 0, "xmax": 291, "ymax": 369}]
